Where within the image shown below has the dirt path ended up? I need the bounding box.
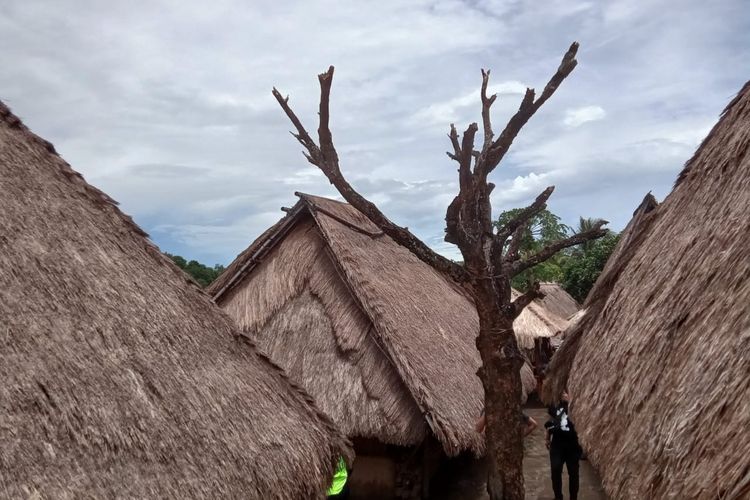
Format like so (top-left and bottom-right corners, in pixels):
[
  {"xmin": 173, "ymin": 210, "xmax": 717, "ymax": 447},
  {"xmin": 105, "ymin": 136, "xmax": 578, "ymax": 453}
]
[
  {"xmin": 522, "ymin": 408, "xmax": 607, "ymax": 500},
  {"xmin": 430, "ymin": 407, "xmax": 607, "ymax": 499}
]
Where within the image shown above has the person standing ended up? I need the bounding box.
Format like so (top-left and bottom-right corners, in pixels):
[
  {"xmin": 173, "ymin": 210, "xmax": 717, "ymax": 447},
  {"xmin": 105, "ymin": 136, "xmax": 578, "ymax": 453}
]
[{"xmin": 544, "ymin": 391, "xmax": 581, "ymax": 500}]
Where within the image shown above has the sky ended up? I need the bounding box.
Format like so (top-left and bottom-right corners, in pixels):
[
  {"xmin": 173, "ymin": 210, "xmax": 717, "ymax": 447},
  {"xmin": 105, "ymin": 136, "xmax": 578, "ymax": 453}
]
[{"xmin": 1, "ymin": 0, "xmax": 748, "ymax": 264}]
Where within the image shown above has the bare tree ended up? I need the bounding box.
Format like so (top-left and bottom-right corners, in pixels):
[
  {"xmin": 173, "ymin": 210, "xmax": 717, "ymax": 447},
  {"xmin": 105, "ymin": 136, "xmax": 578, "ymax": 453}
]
[{"xmin": 272, "ymin": 42, "xmax": 607, "ymax": 500}]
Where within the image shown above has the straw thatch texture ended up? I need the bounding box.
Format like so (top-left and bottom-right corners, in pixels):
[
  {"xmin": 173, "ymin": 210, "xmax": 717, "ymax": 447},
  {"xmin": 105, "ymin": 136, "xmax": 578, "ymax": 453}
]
[
  {"xmin": 511, "ymin": 289, "xmax": 569, "ymax": 350},
  {"xmin": 543, "ymin": 193, "xmax": 659, "ymax": 402},
  {"xmin": 0, "ymin": 101, "xmax": 350, "ymax": 499},
  {"xmin": 219, "ymin": 216, "xmax": 427, "ymax": 446},
  {"xmin": 545, "ymin": 82, "xmax": 750, "ymax": 499},
  {"xmin": 211, "ymin": 194, "xmax": 565, "ymax": 457},
  {"xmin": 519, "ymin": 362, "xmax": 536, "ymax": 404},
  {"xmin": 536, "ymin": 283, "xmax": 580, "ymax": 320}
]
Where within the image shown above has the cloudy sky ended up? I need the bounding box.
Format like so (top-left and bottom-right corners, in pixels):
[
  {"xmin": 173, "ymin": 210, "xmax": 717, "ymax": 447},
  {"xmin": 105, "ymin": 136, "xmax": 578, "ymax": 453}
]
[{"xmin": 2, "ymin": 0, "xmax": 748, "ymax": 264}]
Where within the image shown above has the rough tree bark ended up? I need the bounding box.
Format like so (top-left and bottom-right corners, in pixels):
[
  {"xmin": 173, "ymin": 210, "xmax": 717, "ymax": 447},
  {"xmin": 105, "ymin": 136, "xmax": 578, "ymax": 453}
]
[{"xmin": 272, "ymin": 42, "xmax": 607, "ymax": 500}]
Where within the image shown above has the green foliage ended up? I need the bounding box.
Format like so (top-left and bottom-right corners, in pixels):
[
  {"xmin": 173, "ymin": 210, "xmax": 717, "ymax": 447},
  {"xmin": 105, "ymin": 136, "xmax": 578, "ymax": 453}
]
[
  {"xmin": 166, "ymin": 253, "xmax": 225, "ymax": 288},
  {"xmin": 561, "ymin": 232, "xmax": 620, "ymax": 302},
  {"xmin": 494, "ymin": 209, "xmax": 618, "ymax": 300},
  {"xmin": 171, "ymin": 255, "xmax": 187, "ymax": 268},
  {"xmin": 494, "ymin": 209, "xmax": 571, "ymax": 289}
]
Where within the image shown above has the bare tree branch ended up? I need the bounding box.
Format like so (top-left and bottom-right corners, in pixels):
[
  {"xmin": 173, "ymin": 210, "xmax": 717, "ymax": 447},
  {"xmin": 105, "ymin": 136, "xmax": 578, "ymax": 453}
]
[
  {"xmin": 496, "ymin": 186, "xmax": 555, "ymax": 245},
  {"xmin": 475, "ymin": 42, "xmax": 579, "ymax": 181},
  {"xmin": 272, "ymin": 89, "xmax": 320, "ymax": 160},
  {"xmin": 503, "ymin": 221, "xmax": 530, "ymax": 264},
  {"xmin": 480, "ymin": 69, "xmax": 498, "ymax": 152},
  {"xmin": 511, "ymin": 281, "xmax": 544, "ymax": 319},
  {"xmin": 274, "ymin": 67, "xmax": 470, "ymax": 284},
  {"xmin": 511, "ymin": 220, "xmax": 608, "ymax": 276},
  {"xmin": 317, "ymin": 66, "xmax": 339, "ymax": 168},
  {"xmin": 459, "ymin": 123, "xmax": 479, "ymax": 189},
  {"xmin": 447, "ymin": 124, "xmax": 461, "ymax": 161}
]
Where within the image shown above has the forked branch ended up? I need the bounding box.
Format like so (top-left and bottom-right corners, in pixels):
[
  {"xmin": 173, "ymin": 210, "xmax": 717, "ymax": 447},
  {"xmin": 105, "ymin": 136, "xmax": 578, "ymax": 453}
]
[
  {"xmin": 272, "ymin": 89, "xmax": 320, "ymax": 164},
  {"xmin": 273, "ymin": 67, "xmax": 469, "ymax": 284},
  {"xmin": 475, "ymin": 42, "xmax": 579, "ymax": 181},
  {"xmin": 447, "ymin": 124, "xmax": 461, "ymax": 161}
]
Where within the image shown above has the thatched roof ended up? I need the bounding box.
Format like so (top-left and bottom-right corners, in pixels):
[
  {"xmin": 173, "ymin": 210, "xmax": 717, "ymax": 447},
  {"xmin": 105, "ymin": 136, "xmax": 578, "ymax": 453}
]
[
  {"xmin": 543, "ymin": 193, "xmax": 659, "ymax": 398},
  {"xmin": 0, "ymin": 101, "xmax": 350, "ymax": 499},
  {"xmin": 211, "ymin": 213, "xmax": 430, "ymax": 449},
  {"xmin": 536, "ymin": 282, "xmax": 580, "ymax": 320},
  {"xmin": 512, "ymin": 289, "xmax": 569, "ymax": 350},
  {"xmin": 544, "ymin": 81, "xmax": 750, "ymax": 499},
  {"xmin": 210, "ymin": 194, "xmax": 556, "ymax": 455}
]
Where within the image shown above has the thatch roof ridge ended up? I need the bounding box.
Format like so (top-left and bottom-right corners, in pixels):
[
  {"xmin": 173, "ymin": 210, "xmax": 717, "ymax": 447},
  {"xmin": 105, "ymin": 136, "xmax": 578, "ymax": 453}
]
[
  {"xmin": 543, "ymin": 192, "xmax": 659, "ymax": 402},
  {"xmin": 512, "ymin": 289, "xmax": 569, "ymax": 349},
  {"xmin": 296, "ymin": 193, "xmax": 485, "ymax": 456},
  {"xmin": 0, "ymin": 101, "xmax": 345, "ymax": 445},
  {"xmin": 1, "ymin": 102, "xmax": 151, "ymax": 251},
  {"xmin": 675, "ymin": 80, "xmax": 750, "ymax": 187},
  {"xmin": 545, "ymin": 80, "xmax": 750, "ymax": 498},
  {"xmin": 535, "ymin": 282, "xmax": 580, "ymax": 320},
  {"xmin": 211, "ymin": 192, "xmax": 571, "ymax": 456},
  {"xmin": 294, "ymin": 193, "xmax": 568, "ymax": 340},
  {"xmin": 208, "ymin": 210, "xmax": 300, "ymax": 300},
  {"xmin": 1, "ymin": 101, "xmax": 350, "ymax": 498}
]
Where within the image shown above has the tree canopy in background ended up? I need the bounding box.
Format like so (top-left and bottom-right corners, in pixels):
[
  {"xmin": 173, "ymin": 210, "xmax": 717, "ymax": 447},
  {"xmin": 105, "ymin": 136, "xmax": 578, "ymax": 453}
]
[
  {"xmin": 166, "ymin": 253, "xmax": 225, "ymax": 288},
  {"xmin": 495, "ymin": 211, "xmax": 618, "ymax": 302},
  {"xmin": 494, "ymin": 208, "xmax": 571, "ymax": 288},
  {"xmin": 561, "ymin": 228, "xmax": 620, "ymax": 302}
]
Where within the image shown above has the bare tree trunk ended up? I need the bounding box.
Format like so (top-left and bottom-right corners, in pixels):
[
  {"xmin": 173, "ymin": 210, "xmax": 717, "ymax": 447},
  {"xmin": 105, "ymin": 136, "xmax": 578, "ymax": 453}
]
[
  {"xmin": 475, "ymin": 282, "xmax": 525, "ymax": 500},
  {"xmin": 271, "ymin": 43, "xmax": 606, "ymax": 500}
]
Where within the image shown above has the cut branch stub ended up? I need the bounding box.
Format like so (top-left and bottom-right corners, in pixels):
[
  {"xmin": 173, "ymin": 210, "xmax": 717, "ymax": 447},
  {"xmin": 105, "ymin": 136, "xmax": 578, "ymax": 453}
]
[
  {"xmin": 448, "ymin": 124, "xmax": 461, "ymax": 161},
  {"xmin": 480, "ymin": 68, "xmax": 498, "ymax": 152},
  {"xmin": 459, "ymin": 123, "xmax": 479, "ymax": 189},
  {"xmin": 317, "ymin": 65, "xmax": 339, "ymax": 168}
]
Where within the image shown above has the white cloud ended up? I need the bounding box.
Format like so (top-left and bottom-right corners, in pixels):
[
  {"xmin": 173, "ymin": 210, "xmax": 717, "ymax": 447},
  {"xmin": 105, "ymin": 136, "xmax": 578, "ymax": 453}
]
[
  {"xmin": 563, "ymin": 105, "xmax": 606, "ymax": 127},
  {"xmin": 412, "ymin": 80, "xmax": 528, "ymax": 126},
  {"xmin": 493, "ymin": 172, "xmax": 555, "ymax": 206},
  {"xmin": 1, "ymin": 0, "xmax": 748, "ymax": 264}
]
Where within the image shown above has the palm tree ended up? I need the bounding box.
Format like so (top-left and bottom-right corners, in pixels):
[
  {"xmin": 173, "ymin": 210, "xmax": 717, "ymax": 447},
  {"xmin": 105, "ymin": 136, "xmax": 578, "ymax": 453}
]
[{"xmin": 577, "ymin": 217, "xmax": 607, "ymax": 252}]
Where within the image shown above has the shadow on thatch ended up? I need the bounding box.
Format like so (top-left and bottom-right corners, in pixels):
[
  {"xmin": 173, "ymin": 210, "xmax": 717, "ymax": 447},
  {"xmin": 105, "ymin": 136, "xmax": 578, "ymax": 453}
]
[
  {"xmin": 543, "ymin": 80, "xmax": 750, "ymax": 499},
  {"xmin": 0, "ymin": 101, "xmax": 350, "ymax": 499}
]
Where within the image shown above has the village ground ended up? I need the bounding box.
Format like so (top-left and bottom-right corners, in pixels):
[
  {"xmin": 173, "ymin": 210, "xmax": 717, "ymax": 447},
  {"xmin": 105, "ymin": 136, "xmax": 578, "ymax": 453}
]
[
  {"xmin": 432, "ymin": 407, "xmax": 607, "ymax": 499},
  {"xmin": 522, "ymin": 408, "xmax": 606, "ymax": 500}
]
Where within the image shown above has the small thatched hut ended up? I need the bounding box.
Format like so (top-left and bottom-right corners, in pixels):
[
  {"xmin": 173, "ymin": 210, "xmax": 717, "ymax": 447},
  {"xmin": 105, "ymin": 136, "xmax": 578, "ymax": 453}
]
[
  {"xmin": 544, "ymin": 81, "xmax": 750, "ymax": 499},
  {"xmin": 536, "ymin": 282, "xmax": 580, "ymax": 320},
  {"xmin": 209, "ymin": 193, "xmax": 560, "ymax": 498},
  {"xmin": 525, "ymin": 283, "xmax": 579, "ymax": 373},
  {"xmin": 510, "ymin": 288, "xmax": 569, "ymax": 351},
  {"xmin": 0, "ymin": 101, "xmax": 350, "ymax": 499}
]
